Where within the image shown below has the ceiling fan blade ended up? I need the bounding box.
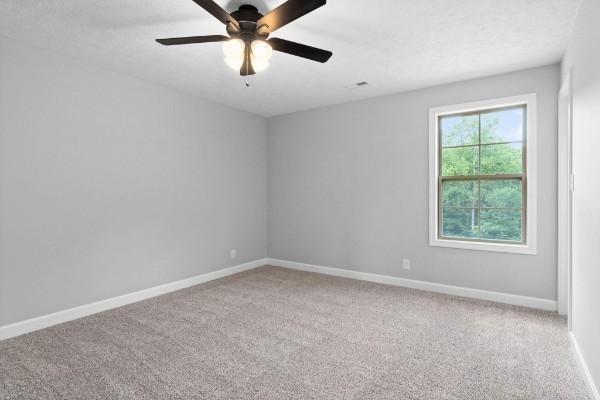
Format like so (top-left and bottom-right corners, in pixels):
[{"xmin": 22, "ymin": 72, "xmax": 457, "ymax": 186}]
[
  {"xmin": 240, "ymin": 44, "xmax": 256, "ymax": 76},
  {"xmin": 268, "ymin": 37, "xmax": 332, "ymax": 63},
  {"xmin": 156, "ymin": 35, "xmax": 229, "ymax": 46},
  {"xmin": 257, "ymin": 0, "xmax": 326, "ymax": 34},
  {"xmin": 190, "ymin": 0, "xmax": 240, "ymax": 31}
]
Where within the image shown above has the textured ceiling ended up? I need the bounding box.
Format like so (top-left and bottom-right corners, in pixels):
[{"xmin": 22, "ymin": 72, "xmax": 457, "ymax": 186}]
[{"xmin": 0, "ymin": 0, "xmax": 581, "ymax": 116}]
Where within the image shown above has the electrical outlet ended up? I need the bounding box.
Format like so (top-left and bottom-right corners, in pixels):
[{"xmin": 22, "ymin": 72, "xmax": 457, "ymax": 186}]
[
  {"xmin": 230, "ymin": 249, "xmax": 237, "ymax": 259},
  {"xmin": 402, "ymin": 259, "xmax": 411, "ymax": 270}
]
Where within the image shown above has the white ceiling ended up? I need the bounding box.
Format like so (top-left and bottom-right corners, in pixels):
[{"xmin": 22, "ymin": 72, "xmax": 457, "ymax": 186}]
[{"xmin": 0, "ymin": 0, "xmax": 581, "ymax": 117}]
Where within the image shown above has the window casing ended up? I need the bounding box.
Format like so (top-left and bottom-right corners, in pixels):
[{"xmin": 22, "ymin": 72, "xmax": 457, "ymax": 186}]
[{"xmin": 429, "ymin": 95, "xmax": 537, "ymax": 254}]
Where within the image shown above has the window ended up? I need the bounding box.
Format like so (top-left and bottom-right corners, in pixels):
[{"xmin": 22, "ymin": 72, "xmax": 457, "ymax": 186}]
[{"xmin": 429, "ymin": 94, "xmax": 537, "ymax": 254}]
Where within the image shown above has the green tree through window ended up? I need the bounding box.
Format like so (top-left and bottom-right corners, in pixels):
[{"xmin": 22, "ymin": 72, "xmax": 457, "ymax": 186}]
[{"xmin": 439, "ymin": 106, "xmax": 525, "ymax": 243}]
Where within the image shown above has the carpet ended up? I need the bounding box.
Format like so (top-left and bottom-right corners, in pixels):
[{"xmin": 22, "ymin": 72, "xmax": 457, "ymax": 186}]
[{"xmin": 0, "ymin": 266, "xmax": 590, "ymax": 399}]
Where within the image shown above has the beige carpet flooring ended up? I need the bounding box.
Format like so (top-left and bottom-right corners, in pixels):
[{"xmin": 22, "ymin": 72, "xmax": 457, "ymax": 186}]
[{"xmin": 0, "ymin": 266, "xmax": 590, "ymax": 399}]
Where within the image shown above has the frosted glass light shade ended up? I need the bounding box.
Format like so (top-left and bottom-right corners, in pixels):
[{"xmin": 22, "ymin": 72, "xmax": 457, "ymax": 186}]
[
  {"xmin": 222, "ymin": 39, "xmax": 273, "ymax": 73},
  {"xmin": 250, "ymin": 40, "xmax": 273, "ymax": 72},
  {"xmin": 223, "ymin": 38, "xmax": 245, "ymax": 70}
]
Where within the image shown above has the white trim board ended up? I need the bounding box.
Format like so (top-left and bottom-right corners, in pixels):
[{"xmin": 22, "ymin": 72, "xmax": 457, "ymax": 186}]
[
  {"xmin": 571, "ymin": 332, "xmax": 600, "ymax": 400},
  {"xmin": 557, "ymin": 72, "xmax": 573, "ymax": 318},
  {"xmin": 1, "ymin": 257, "xmax": 558, "ymax": 342},
  {"xmin": 0, "ymin": 258, "xmax": 268, "ymax": 341},
  {"xmin": 267, "ymin": 258, "xmax": 557, "ymax": 312}
]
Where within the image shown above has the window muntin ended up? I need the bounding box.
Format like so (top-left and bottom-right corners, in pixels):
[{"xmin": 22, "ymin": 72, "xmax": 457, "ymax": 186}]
[{"xmin": 438, "ymin": 105, "xmax": 526, "ymax": 244}]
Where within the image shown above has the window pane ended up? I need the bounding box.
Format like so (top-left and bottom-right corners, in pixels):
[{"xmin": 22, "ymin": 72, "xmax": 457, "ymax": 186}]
[
  {"xmin": 479, "ymin": 209, "xmax": 522, "ymax": 242},
  {"xmin": 481, "ymin": 107, "xmax": 524, "ymax": 144},
  {"xmin": 480, "ymin": 179, "xmax": 522, "ymax": 209},
  {"xmin": 441, "ymin": 146, "xmax": 479, "ymax": 176},
  {"xmin": 442, "ymin": 180, "xmax": 479, "ymax": 207},
  {"xmin": 440, "ymin": 114, "xmax": 479, "ymax": 147},
  {"xmin": 480, "ymin": 143, "xmax": 522, "ymax": 174},
  {"xmin": 442, "ymin": 208, "xmax": 478, "ymax": 238}
]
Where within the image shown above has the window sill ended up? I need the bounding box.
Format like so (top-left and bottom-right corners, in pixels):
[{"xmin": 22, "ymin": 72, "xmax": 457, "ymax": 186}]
[{"xmin": 429, "ymin": 237, "xmax": 537, "ymax": 255}]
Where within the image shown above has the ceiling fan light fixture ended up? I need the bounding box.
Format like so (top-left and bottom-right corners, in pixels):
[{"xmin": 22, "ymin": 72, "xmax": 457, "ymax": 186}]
[
  {"xmin": 250, "ymin": 40, "xmax": 273, "ymax": 72},
  {"xmin": 223, "ymin": 38, "xmax": 245, "ymax": 70}
]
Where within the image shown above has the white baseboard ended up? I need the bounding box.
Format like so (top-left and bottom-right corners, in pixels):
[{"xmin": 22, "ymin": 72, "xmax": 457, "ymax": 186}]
[
  {"xmin": 267, "ymin": 258, "xmax": 557, "ymax": 312},
  {"xmin": 571, "ymin": 332, "xmax": 600, "ymax": 400},
  {"xmin": 1, "ymin": 257, "xmax": 558, "ymax": 342},
  {"xmin": 0, "ymin": 258, "xmax": 268, "ymax": 341}
]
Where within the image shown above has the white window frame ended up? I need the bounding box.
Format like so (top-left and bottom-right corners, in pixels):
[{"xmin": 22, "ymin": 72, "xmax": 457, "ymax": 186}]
[{"xmin": 428, "ymin": 94, "xmax": 537, "ymax": 254}]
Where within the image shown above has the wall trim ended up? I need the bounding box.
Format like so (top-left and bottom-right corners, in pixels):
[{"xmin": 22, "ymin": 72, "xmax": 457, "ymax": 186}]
[
  {"xmin": 267, "ymin": 258, "xmax": 557, "ymax": 311},
  {"xmin": 557, "ymin": 71, "xmax": 573, "ymax": 318},
  {"xmin": 1, "ymin": 257, "xmax": 559, "ymax": 342},
  {"xmin": 571, "ymin": 332, "xmax": 600, "ymax": 400},
  {"xmin": 0, "ymin": 258, "xmax": 268, "ymax": 341}
]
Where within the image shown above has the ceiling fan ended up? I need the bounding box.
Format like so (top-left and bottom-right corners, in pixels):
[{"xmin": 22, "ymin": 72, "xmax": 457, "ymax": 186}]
[{"xmin": 155, "ymin": 0, "xmax": 333, "ymax": 76}]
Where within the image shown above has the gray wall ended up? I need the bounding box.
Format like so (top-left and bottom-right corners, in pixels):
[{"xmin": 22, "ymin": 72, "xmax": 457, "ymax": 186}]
[
  {"xmin": 0, "ymin": 34, "xmax": 564, "ymax": 329},
  {"xmin": 561, "ymin": 0, "xmax": 600, "ymax": 392},
  {"xmin": 0, "ymin": 36, "xmax": 267, "ymax": 326},
  {"xmin": 268, "ymin": 64, "xmax": 560, "ymax": 301}
]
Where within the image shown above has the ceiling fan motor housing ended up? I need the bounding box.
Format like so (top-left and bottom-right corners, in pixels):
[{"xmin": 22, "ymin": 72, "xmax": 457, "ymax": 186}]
[{"xmin": 227, "ymin": 5, "xmax": 269, "ymax": 42}]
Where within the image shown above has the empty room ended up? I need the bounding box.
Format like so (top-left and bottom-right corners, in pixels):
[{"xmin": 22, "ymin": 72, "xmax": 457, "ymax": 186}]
[{"xmin": 1, "ymin": 0, "xmax": 599, "ymax": 399}]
